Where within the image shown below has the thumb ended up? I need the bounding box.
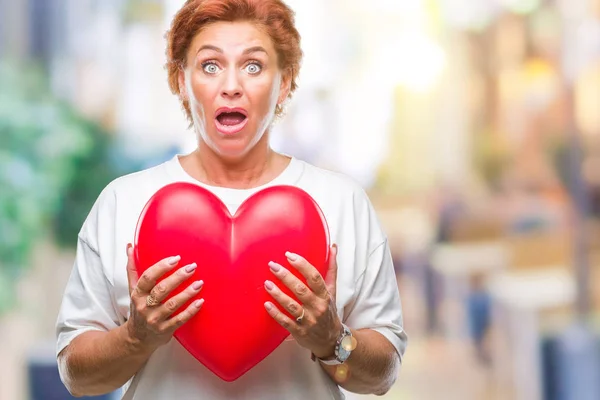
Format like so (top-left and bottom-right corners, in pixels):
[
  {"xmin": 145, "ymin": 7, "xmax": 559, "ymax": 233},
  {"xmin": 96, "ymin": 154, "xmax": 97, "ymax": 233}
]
[
  {"xmin": 324, "ymin": 244, "xmax": 338, "ymax": 299},
  {"xmin": 126, "ymin": 243, "xmax": 139, "ymax": 296}
]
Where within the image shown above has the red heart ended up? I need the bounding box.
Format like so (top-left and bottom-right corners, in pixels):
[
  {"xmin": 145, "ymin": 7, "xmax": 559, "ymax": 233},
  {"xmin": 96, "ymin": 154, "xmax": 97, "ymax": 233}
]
[{"xmin": 133, "ymin": 183, "xmax": 330, "ymax": 381}]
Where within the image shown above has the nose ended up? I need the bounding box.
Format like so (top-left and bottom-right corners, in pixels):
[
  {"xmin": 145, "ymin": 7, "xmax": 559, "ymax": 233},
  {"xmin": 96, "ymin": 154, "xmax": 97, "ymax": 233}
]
[{"xmin": 221, "ymin": 69, "xmax": 243, "ymax": 99}]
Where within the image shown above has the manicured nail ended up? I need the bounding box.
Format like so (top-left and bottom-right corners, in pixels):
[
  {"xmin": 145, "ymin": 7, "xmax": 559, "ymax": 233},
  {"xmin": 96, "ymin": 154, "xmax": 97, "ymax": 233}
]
[
  {"xmin": 285, "ymin": 252, "xmax": 298, "ymax": 261},
  {"xmin": 185, "ymin": 263, "xmax": 197, "ymax": 273},
  {"xmin": 265, "ymin": 280, "xmax": 275, "ymax": 290},
  {"xmin": 168, "ymin": 255, "xmax": 181, "ymax": 265},
  {"xmin": 264, "ymin": 302, "xmax": 273, "ymax": 311},
  {"xmin": 192, "ymin": 280, "xmax": 203, "ymax": 290},
  {"xmin": 194, "ymin": 299, "xmax": 204, "ymax": 308},
  {"xmin": 269, "ymin": 261, "xmax": 281, "ymax": 272}
]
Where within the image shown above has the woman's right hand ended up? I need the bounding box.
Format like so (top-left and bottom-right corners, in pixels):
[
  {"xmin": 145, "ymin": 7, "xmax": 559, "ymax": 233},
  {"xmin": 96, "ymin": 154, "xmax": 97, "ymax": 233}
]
[{"xmin": 124, "ymin": 244, "xmax": 204, "ymax": 351}]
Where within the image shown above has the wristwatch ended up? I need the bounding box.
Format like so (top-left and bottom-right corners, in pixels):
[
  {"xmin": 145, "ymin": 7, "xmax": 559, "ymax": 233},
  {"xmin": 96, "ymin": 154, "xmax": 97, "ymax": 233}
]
[{"xmin": 316, "ymin": 324, "xmax": 355, "ymax": 365}]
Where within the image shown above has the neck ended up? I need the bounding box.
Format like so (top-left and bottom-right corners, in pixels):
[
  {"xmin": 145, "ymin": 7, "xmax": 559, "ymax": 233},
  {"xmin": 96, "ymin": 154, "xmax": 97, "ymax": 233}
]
[{"xmin": 181, "ymin": 134, "xmax": 289, "ymax": 189}]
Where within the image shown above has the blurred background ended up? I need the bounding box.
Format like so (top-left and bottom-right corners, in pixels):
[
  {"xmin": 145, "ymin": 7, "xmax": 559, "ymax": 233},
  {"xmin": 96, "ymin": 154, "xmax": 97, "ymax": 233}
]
[{"xmin": 1, "ymin": 0, "xmax": 599, "ymax": 399}]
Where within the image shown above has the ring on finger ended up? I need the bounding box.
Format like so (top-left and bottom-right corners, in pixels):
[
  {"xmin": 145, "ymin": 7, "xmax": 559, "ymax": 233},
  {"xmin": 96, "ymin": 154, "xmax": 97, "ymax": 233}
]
[
  {"xmin": 146, "ymin": 293, "xmax": 160, "ymax": 307},
  {"xmin": 295, "ymin": 307, "xmax": 305, "ymax": 324}
]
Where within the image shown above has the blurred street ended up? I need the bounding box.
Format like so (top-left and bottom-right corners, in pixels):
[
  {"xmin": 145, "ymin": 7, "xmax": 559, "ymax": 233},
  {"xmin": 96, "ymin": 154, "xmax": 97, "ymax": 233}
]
[{"xmin": 1, "ymin": 0, "xmax": 600, "ymax": 399}]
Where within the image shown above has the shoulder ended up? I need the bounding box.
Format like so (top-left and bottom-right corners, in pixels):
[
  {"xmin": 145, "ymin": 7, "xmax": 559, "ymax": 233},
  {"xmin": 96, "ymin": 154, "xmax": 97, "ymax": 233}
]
[
  {"xmin": 295, "ymin": 159, "xmax": 386, "ymax": 247},
  {"xmin": 79, "ymin": 161, "xmax": 173, "ymax": 244},
  {"xmin": 98, "ymin": 157, "xmax": 176, "ymax": 204},
  {"xmin": 297, "ymin": 160, "xmax": 370, "ymax": 203},
  {"xmin": 103, "ymin": 162, "xmax": 170, "ymax": 201}
]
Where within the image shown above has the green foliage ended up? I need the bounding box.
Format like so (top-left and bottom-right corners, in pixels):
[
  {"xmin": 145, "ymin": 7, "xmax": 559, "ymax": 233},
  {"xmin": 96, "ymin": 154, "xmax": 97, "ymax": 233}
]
[
  {"xmin": 0, "ymin": 61, "xmax": 127, "ymax": 313},
  {"xmin": 51, "ymin": 121, "xmax": 124, "ymax": 248}
]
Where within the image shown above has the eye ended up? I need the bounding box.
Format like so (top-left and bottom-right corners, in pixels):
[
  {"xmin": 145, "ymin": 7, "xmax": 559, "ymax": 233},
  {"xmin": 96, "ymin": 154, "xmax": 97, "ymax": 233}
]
[
  {"xmin": 201, "ymin": 62, "xmax": 220, "ymax": 75},
  {"xmin": 245, "ymin": 62, "xmax": 262, "ymax": 75}
]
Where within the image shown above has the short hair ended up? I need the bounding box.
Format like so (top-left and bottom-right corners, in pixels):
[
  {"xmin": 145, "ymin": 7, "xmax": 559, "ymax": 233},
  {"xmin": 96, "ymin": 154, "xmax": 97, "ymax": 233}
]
[{"xmin": 165, "ymin": 0, "xmax": 303, "ymax": 124}]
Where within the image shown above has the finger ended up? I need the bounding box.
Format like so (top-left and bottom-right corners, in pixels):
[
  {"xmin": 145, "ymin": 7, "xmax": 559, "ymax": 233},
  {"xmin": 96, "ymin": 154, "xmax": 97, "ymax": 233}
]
[
  {"xmin": 264, "ymin": 302, "xmax": 298, "ymax": 333},
  {"xmin": 158, "ymin": 279, "xmax": 204, "ymax": 319},
  {"xmin": 324, "ymin": 244, "xmax": 338, "ymax": 298},
  {"xmin": 269, "ymin": 261, "xmax": 315, "ymax": 305},
  {"xmin": 149, "ymin": 262, "xmax": 198, "ymax": 303},
  {"xmin": 136, "ymin": 255, "xmax": 181, "ymax": 294},
  {"xmin": 285, "ymin": 252, "xmax": 329, "ymax": 299},
  {"xmin": 162, "ymin": 298, "xmax": 204, "ymax": 332},
  {"xmin": 126, "ymin": 244, "xmax": 138, "ymax": 296},
  {"xmin": 264, "ymin": 280, "xmax": 304, "ymax": 319}
]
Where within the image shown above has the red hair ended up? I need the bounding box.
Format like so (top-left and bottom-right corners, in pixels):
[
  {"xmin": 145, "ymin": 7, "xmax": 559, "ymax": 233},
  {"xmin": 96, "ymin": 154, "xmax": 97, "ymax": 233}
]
[{"xmin": 165, "ymin": 0, "xmax": 303, "ymax": 123}]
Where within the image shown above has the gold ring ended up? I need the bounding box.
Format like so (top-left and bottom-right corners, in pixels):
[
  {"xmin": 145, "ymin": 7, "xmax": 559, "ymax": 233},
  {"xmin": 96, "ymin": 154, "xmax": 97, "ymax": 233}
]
[
  {"xmin": 146, "ymin": 294, "xmax": 160, "ymax": 307},
  {"xmin": 296, "ymin": 307, "xmax": 305, "ymax": 324}
]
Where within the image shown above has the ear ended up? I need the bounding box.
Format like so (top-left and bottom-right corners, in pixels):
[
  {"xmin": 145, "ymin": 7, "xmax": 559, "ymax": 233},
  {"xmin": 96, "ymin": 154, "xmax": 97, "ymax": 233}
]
[
  {"xmin": 277, "ymin": 69, "xmax": 292, "ymax": 105},
  {"xmin": 178, "ymin": 68, "xmax": 189, "ymax": 101}
]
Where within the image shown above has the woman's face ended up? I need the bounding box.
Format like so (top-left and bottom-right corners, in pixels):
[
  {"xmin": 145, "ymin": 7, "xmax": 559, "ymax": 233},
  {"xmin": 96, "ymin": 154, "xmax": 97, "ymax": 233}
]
[{"xmin": 180, "ymin": 21, "xmax": 290, "ymax": 159}]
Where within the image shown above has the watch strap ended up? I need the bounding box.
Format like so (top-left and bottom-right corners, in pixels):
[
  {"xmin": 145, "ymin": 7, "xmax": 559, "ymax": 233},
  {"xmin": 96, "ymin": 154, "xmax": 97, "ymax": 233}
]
[{"xmin": 311, "ymin": 324, "xmax": 353, "ymax": 365}]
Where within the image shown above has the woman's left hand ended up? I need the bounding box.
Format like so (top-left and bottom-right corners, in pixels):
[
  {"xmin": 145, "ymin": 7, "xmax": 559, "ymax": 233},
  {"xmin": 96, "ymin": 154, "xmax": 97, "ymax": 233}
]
[{"xmin": 264, "ymin": 244, "xmax": 342, "ymax": 359}]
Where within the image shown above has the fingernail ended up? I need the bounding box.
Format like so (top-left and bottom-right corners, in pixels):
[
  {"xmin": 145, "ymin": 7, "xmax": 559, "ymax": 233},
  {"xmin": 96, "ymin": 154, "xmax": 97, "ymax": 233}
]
[
  {"xmin": 168, "ymin": 255, "xmax": 181, "ymax": 265},
  {"xmin": 332, "ymin": 244, "xmax": 337, "ymax": 251},
  {"xmin": 264, "ymin": 302, "xmax": 273, "ymax": 311},
  {"xmin": 265, "ymin": 280, "xmax": 275, "ymax": 290},
  {"xmin": 285, "ymin": 252, "xmax": 298, "ymax": 261},
  {"xmin": 269, "ymin": 262, "xmax": 281, "ymax": 272},
  {"xmin": 185, "ymin": 263, "xmax": 197, "ymax": 273},
  {"xmin": 126, "ymin": 244, "xmax": 133, "ymax": 256},
  {"xmin": 192, "ymin": 280, "xmax": 203, "ymax": 290},
  {"xmin": 194, "ymin": 299, "xmax": 204, "ymax": 308}
]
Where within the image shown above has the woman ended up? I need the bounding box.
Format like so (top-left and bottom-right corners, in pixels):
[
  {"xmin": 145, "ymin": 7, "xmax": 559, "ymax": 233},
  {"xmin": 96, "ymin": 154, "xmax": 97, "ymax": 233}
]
[{"xmin": 55, "ymin": 1, "xmax": 407, "ymax": 399}]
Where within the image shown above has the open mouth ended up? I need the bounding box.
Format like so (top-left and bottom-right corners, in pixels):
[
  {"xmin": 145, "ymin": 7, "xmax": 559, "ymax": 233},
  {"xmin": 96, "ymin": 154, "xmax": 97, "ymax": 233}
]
[{"xmin": 215, "ymin": 108, "xmax": 248, "ymax": 134}]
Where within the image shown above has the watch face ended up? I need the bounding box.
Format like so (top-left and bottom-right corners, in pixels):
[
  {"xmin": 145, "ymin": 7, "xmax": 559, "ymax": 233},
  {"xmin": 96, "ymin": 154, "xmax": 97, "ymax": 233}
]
[
  {"xmin": 335, "ymin": 325, "xmax": 353, "ymax": 363},
  {"xmin": 337, "ymin": 345, "xmax": 351, "ymax": 362}
]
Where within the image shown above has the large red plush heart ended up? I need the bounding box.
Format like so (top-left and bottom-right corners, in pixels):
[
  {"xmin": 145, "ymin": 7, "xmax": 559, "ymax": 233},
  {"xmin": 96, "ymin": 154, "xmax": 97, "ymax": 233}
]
[{"xmin": 133, "ymin": 183, "xmax": 330, "ymax": 381}]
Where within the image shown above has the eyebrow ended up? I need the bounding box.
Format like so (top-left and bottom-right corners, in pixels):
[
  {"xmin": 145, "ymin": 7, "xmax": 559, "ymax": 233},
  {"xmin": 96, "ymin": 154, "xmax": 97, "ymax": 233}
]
[
  {"xmin": 243, "ymin": 46, "xmax": 268, "ymax": 55},
  {"xmin": 196, "ymin": 45, "xmax": 269, "ymax": 56}
]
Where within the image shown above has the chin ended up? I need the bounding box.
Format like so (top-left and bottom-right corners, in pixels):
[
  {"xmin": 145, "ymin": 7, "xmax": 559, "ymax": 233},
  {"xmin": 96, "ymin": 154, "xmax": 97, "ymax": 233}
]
[
  {"xmin": 207, "ymin": 137, "xmax": 257, "ymax": 160},
  {"xmin": 205, "ymin": 126, "xmax": 265, "ymax": 160}
]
